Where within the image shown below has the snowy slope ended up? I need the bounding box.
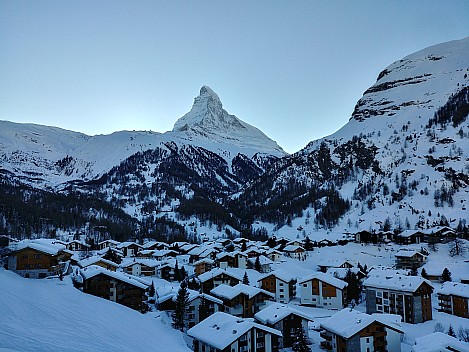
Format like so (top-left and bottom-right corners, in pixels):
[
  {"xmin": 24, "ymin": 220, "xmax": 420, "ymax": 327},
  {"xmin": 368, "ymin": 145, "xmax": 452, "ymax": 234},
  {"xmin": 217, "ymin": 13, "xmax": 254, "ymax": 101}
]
[
  {"xmin": 237, "ymin": 37, "xmax": 469, "ymax": 237},
  {"xmin": 0, "ymin": 268, "xmax": 191, "ymax": 352}
]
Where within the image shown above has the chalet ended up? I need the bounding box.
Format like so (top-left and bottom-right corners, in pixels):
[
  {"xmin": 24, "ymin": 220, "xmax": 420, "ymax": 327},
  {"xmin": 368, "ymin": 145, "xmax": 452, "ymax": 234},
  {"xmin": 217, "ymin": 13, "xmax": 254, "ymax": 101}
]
[
  {"xmin": 265, "ymin": 248, "xmax": 283, "ymax": 262},
  {"xmin": 257, "ymin": 269, "xmax": 297, "ymax": 303},
  {"xmin": 80, "ymin": 265, "xmax": 149, "ymax": 312},
  {"xmin": 317, "ymin": 259, "xmax": 354, "ymax": 273},
  {"xmin": 198, "ymin": 268, "xmax": 242, "ymax": 294},
  {"xmin": 97, "ymin": 239, "xmax": 120, "ymax": 251},
  {"xmin": 211, "ymin": 283, "xmax": 274, "ymax": 318},
  {"xmin": 298, "ymin": 272, "xmax": 348, "ymax": 309},
  {"xmin": 247, "ymin": 255, "xmax": 273, "ymax": 273},
  {"xmin": 282, "ymin": 245, "xmax": 305, "ymax": 259},
  {"xmin": 254, "ymin": 302, "xmax": 314, "ymax": 349},
  {"xmin": 422, "ymin": 226, "xmax": 456, "ymax": 244},
  {"xmin": 188, "ymin": 312, "xmax": 282, "ymax": 352},
  {"xmin": 244, "ymin": 247, "xmax": 264, "ymax": 258},
  {"xmin": 319, "ymin": 309, "xmax": 403, "ymax": 352},
  {"xmin": 193, "ymin": 258, "xmax": 214, "ymax": 276},
  {"xmin": 116, "ymin": 241, "xmax": 142, "ymax": 257},
  {"xmin": 120, "ymin": 259, "xmax": 159, "ymax": 276},
  {"xmin": 326, "ymin": 267, "xmax": 366, "ymax": 281},
  {"xmin": 215, "ymin": 238, "xmax": 232, "ymax": 247},
  {"xmin": 178, "ymin": 243, "xmax": 198, "ymax": 254},
  {"xmin": 215, "ymin": 252, "xmax": 237, "ymax": 269},
  {"xmin": 412, "ymin": 332, "xmax": 469, "ymax": 352},
  {"xmin": 136, "ymin": 249, "xmax": 156, "ymax": 258},
  {"xmin": 438, "ymin": 281, "xmax": 469, "ymax": 319},
  {"xmin": 8, "ymin": 242, "xmax": 72, "ymax": 279},
  {"xmin": 65, "ymin": 240, "xmax": 90, "ymax": 252},
  {"xmin": 155, "ymin": 288, "xmax": 223, "ymax": 327},
  {"xmin": 141, "ymin": 240, "xmax": 168, "ymax": 251},
  {"xmin": 363, "ymin": 275, "xmax": 433, "ymax": 323},
  {"xmin": 394, "ymin": 230, "xmax": 424, "ymax": 244},
  {"xmin": 151, "ymin": 249, "xmax": 178, "ymax": 261},
  {"xmin": 156, "ymin": 261, "xmax": 177, "ymax": 281},
  {"xmin": 188, "ymin": 246, "xmax": 219, "ymax": 263},
  {"xmin": 78, "ymin": 256, "xmax": 119, "ymax": 272},
  {"xmin": 394, "ymin": 249, "xmax": 427, "ymax": 270}
]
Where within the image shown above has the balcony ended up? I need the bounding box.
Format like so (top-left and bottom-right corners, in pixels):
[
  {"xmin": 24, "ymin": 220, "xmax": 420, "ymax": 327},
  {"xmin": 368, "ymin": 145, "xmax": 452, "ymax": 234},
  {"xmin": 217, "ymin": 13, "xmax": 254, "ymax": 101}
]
[
  {"xmin": 320, "ymin": 341, "xmax": 332, "ymax": 350},
  {"xmin": 320, "ymin": 332, "xmax": 332, "ymax": 341}
]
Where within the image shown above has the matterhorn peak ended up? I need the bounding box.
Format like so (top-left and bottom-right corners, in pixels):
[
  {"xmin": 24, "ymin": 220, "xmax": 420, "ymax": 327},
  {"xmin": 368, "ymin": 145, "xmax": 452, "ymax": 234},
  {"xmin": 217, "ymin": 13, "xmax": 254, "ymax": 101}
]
[{"xmin": 172, "ymin": 86, "xmax": 286, "ymax": 156}]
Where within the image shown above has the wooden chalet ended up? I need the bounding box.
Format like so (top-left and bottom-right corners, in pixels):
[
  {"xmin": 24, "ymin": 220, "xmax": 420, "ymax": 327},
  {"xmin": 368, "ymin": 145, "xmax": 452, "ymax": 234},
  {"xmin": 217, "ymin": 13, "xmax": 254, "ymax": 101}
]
[
  {"xmin": 81, "ymin": 265, "xmax": 148, "ymax": 312},
  {"xmin": 257, "ymin": 269, "xmax": 297, "ymax": 303},
  {"xmin": 394, "ymin": 249, "xmax": 427, "ymax": 270},
  {"xmin": 320, "ymin": 309, "xmax": 403, "ymax": 352},
  {"xmin": 438, "ymin": 282, "xmax": 469, "ymax": 319},
  {"xmin": 198, "ymin": 268, "xmax": 242, "ymax": 294},
  {"xmin": 298, "ymin": 272, "xmax": 348, "ymax": 310}
]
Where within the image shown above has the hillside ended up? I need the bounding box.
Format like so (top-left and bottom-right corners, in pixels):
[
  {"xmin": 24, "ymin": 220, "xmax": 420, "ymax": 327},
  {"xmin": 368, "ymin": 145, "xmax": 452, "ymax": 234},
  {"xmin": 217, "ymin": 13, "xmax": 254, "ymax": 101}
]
[{"xmin": 0, "ymin": 268, "xmax": 190, "ymax": 352}]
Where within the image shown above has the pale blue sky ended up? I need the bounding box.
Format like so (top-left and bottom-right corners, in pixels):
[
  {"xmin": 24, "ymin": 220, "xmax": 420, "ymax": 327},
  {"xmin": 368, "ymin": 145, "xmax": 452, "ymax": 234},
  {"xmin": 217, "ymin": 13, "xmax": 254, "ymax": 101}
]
[{"xmin": 1, "ymin": 1, "xmax": 468, "ymax": 153}]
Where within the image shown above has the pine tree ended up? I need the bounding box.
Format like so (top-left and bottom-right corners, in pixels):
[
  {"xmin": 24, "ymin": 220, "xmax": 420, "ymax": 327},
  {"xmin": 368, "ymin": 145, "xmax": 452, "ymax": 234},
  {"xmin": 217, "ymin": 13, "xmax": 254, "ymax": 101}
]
[
  {"xmin": 292, "ymin": 328, "xmax": 309, "ymax": 352},
  {"xmin": 179, "ymin": 266, "xmax": 187, "ymax": 282},
  {"xmin": 242, "ymin": 271, "xmax": 250, "ymax": 285},
  {"xmin": 304, "ymin": 236, "xmax": 313, "ymax": 251},
  {"xmin": 421, "ymin": 268, "xmax": 428, "ymax": 280},
  {"xmin": 198, "ymin": 296, "xmax": 210, "ymax": 323},
  {"xmin": 344, "ymin": 269, "xmax": 361, "ymax": 305},
  {"xmin": 172, "ymin": 280, "xmax": 190, "ymax": 331},
  {"xmin": 254, "ymin": 255, "xmax": 261, "ymax": 272},
  {"xmin": 174, "ymin": 260, "xmax": 180, "ymax": 282},
  {"xmin": 442, "ymin": 268, "xmax": 452, "ymax": 282},
  {"xmin": 448, "ymin": 324, "xmax": 456, "ymax": 337},
  {"xmin": 148, "ymin": 281, "xmax": 155, "ymax": 300},
  {"xmin": 241, "ymin": 241, "xmax": 247, "ymax": 252}
]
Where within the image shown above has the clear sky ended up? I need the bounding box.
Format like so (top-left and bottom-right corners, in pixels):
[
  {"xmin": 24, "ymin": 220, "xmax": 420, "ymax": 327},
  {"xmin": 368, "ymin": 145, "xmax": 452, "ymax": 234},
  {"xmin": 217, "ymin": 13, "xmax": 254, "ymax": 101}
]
[{"xmin": 1, "ymin": 1, "xmax": 468, "ymax": 153}]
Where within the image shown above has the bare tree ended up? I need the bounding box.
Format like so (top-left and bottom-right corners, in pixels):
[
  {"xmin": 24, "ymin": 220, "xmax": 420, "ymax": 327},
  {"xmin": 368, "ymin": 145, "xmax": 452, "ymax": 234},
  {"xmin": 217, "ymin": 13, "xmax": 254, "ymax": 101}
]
[{"xmin": 449, "ymin": 237, "xmax": 467, "ymax": 257}]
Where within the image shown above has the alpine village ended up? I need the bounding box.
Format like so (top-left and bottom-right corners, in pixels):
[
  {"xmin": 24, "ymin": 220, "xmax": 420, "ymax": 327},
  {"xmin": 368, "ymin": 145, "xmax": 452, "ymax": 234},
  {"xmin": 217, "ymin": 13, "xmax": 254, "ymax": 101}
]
[{"xmin": 1, "ymin": 38, "xmax": 469, "ymax": 352}]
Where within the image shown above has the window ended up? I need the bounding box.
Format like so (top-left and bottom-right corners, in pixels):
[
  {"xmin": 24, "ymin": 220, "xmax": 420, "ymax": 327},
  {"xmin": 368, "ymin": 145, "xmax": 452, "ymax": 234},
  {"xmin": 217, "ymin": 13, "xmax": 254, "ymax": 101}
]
[
  {"xmin": 279, "ymin": 289, "xmax": 284, "ymax": 292},
  {"xmin": 256, "ymin": 342, "xmax": 264, "ymax": 348},
  {"xmin": 366, "ymin": 338, "xmax": 370, "ymax": 343},
  {"xmin": 257, "ymin": 331, "xmax": 264, "ymax": 337},
  {"xmin": 303, "ymin": 284, "xmax": 307, "ymax": 287},
  {"xmin": 376, "ymin": 291, "xmax": 382, "ymax": 298},
  {"xmin": 279, "ymin": 283, "xmax": 284, "ymax": 286}
]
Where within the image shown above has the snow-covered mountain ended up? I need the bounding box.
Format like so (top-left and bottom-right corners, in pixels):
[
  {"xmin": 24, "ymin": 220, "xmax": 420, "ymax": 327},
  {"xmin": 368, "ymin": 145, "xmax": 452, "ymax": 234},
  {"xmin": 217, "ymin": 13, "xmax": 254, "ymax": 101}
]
[
  {"xmin": 235, "ymin": 37, "xmax": 469, "ymax": 236},
  {"xmin": 1, "ymin": 38, "xmax": 468, "ymax": 241},
  {"xmin": 0, "ymin": 86, "xmax": 285, "ymax": 189}
]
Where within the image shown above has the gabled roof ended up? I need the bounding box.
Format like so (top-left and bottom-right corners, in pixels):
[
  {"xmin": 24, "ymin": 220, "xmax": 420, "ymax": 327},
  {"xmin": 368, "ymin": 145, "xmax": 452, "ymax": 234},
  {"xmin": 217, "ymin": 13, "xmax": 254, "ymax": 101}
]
[
  {"xmin": 254, "ymin": 302, "xmax": 314, "ymax": 325},
  {"xmin": 247, "ymin": 255, "xmax": 273, "ymax": 266},
  {"xmin": 282, "ymin": 245, "xmax": 305, "ymax": 252},
  {"xmin": 257, "ymin": 269, "xmax": 296, "ymax": 283},
  {"xmin": 438, "ymin": 281, "xmax": 469, "ymax": 299},
  {"xmin": 98, "ymin": 239, "xmax": 120, "ymax": 246},
  {"xmin": 396, "ymin": 229, "xmax": 424, "ymax": 238},
  {"xmin": 320, "ymin": 309, "xmax": 403, "ymax": 339},
  {"xmin": 363, "ymin": 275, "xmax": 433, "ymax": 293},
  {"xmin": 211, "ymin": 283, "xmax": 274, "ymax": 300},
  {"xmin": 317, "ymin": 258, "xmax": 355, "ymax": 268},
  {"xmin": 80, "ymin": 265, "xmax": 149, "ymax": 289},
  {"xmin": 78, "ymin": 256, "xmax": 119, "ymax": 268},
  {"xmin": 13, "ymin": 241, "xmax": 65, "ymax": 256},
  {"xmin": 119, "ymin": 258, "xmax": 160, "ymax": 268},
  {"xmin": 187, "ymin": 312, "xmax": 282, "ymax": 350},
  {"xmin": 116, "ymin": 241, "xmax": 143, "ymax": 249},
  {"xmin": 193, "ymin": 258, "xmax": 215, "ymax": 266},
  {"xmin": 395, "ymin": 249, "xmax": 426, "ymax": 258},
  {"xmin": 198, "ymin": 268, "xmax": 242, "ymax": 283},
  {"xmin": 326, "ymin": 267, "xmax": 364, "ymax": 280},
  {"xmin": 298, "ymin": 272, "xmax": 348, "ymax": 289},
  {"xmin": 412, "ymin": 332, "xmax": 469, "ymax": 352}
]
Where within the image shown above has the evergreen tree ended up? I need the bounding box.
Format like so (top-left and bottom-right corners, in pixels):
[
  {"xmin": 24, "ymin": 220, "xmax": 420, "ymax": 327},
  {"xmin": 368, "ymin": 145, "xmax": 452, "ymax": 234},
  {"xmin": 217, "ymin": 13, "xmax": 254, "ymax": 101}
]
[
  {"xmin": 304, "ymin": 236, "xmax": 313, "ymax": 251},
  {"xmin": 410, "ymin": 264, "xmax": 418, "ymax": 276},
  {"xmin": 148, "ymin": 281, "xmax": 155, "ymax": 300},
  {"xmin": 421, "ymin": 268, "xmax": 428, "ymax": 280},
  {"xmin": 242, "ymin": 271, "xmax": 250, "ymax": 285},
  {"xmin": 188, "ymin": 277, "xmax": 200, "ymax": 290},
  {"xmin": 172, "ymin": 281, "xmax": 190, "ymax": 331},
  {"xmin": 254, "ymin": 255, "xmax": 261, "ymax": 272},
  {"xmin": 179, "ymin": 266, "xmax": 187, "ymax": 282},
  {"xmin": 174, "ymin": 260, "xmax": 180, "ymax": 282},
  {"xmin": 442, "ymin": 268, "xmax": 452, "ymax": 282},
  {"xmin": 344, "ymin": 269, "xmax": 361, "ymax": 305},
  {"xmin": 241, "ymin": 241, "xmax": 247, "ymax": 252},
  {"xmin": 198, "ymin": 296, "xmax": 210, "ymax": 323},
  {"xmin": 292, "ymin": 328, "xmax": 309, "ymax": 352},
  {"xmin": 448, "ymin": 324, "xmax": 456, "ymax": 337}
]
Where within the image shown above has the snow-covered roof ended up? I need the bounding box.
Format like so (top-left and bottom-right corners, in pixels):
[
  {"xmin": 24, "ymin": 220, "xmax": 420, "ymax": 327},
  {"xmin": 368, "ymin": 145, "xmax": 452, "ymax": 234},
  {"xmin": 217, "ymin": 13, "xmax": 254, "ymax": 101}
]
[
  {"xmin": 116, "ymin": 241, "xmax": 142, "ymax": 249},
  {"xmin": 120, "ymin": 258, "xmax": 160, "ymax": 268},
  {"xmin": 151, "ymin": 249, "xmax": 177, "ymax": 257},
  {"xmin": 320, "ymin": 309, "xmax": 403, "ymax": 339},
  {"xmin": 438, "ymin": 281, "xmax": 469, "ymax": 298},
  {"xmin": 395, "ymin": 249, "xmax": 426, "ymax": 258},
  {"xmin": 282, "ymin": 245, "xmax": 304, "ymax": 252},
  {"xmin": 257, "ymin": 269, "xmax": 296, "ymax": 283},
  {"xmin": 317, "ymin": 258, "xmax": 355, "ymax": 268},
  {"xmin": 247, "ymin": 255, "xmax": 273, "ymax": 266},
  {"xmin": 80, "ymin": 265, "xmax": 149, "ymax": 289},
  {"xmin": 193, "ymin": 258, "xmax": 215, "ymax": 266},
  {"xmin": 363, "ymin": 275, "xmax": 433, "ymax": 293},
  {"xmin": 198, "ymin": 268, "xmax": 242, "ymax": 283},
  {"xmin": 187, "ymin": 312, "xmax": 281, "ymax": 350},
  {"xmin": 325, "ymin": 267, "xmax": 364, "ymax": 279},
  {"xmin": 98, "ymin": 239, "xmax": 120, "ymax": 246},
  {"xmin": 216, "ymin": 252, "xmax": 234, "ymax": 260},
  {"xmin": 211, "ymin": 283, "xmax": 274, "ymax": 300},
  {"xmin": 297, "ymin": 272, "xmax": 348, "ymax": 289},
  {"xmin": 254, "ymin": 302, "xmax": 314, "ymax": 324},
  {"xmin": 14, "ymin": 241, "xmax": 65, "ymax": 256},
  {"xmin": 396, "ymin": 230, "xmax": 423, "ymax": 238},
  {"xmin": 78, "ymin": 256, "xmax": 119, "ymax": 268},
  {"xmin": 412, "ymin": 332, "xmax": 469, "ymax": 352}
]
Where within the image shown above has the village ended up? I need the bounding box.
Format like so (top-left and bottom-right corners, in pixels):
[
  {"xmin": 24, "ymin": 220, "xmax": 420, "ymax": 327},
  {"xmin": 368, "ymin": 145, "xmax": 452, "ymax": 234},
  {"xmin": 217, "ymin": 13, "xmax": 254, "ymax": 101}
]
[{"xmin": 1, "ymin": 227, "xmax": 469, "ymax": 352}]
